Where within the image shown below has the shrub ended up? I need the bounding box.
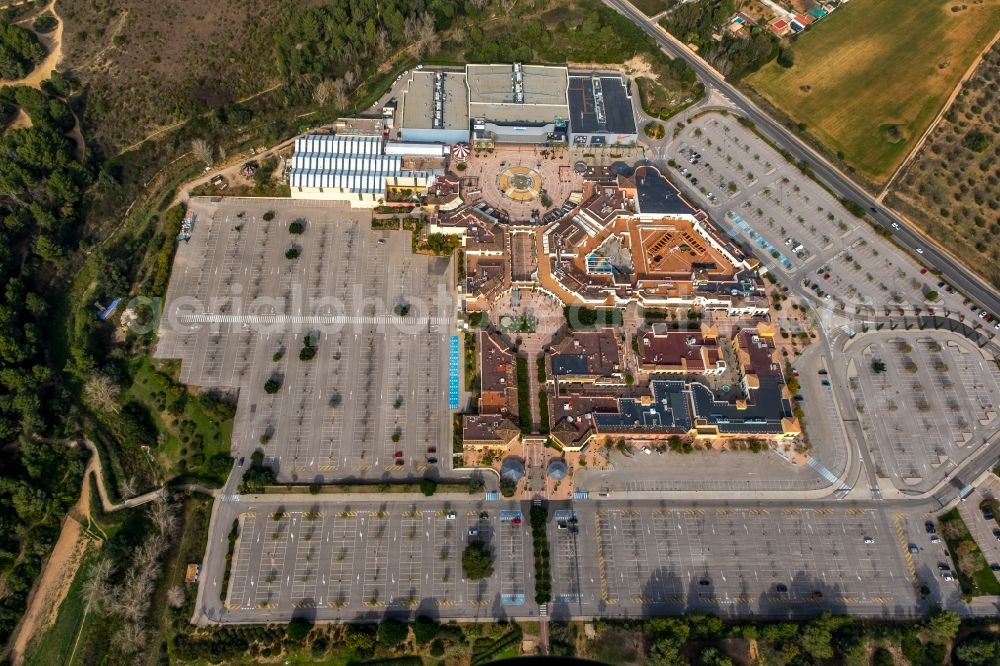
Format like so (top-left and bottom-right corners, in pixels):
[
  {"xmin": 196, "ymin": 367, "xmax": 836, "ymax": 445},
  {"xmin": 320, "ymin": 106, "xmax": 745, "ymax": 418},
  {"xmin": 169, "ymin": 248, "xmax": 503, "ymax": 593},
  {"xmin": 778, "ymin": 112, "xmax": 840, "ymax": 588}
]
[
  {"xmin": 963, "ymin": 129, "xmax": 991, "ymax": 153},
  {"xmin": 289, "ymin": 219, "xmax": 305, "ymax": 234},
  {"xmin": 419, "ymin": 478, "xmax": 437, "ymax": 496},
  {"xmin": 263, "ymin": 210, "xmax": 276, "ymax": 221},
  {"xmin": 285, "ymin": 247, "xmax": 300, "ymax": 259},
  {"xmin": 264, "ymin": 377, "xmax": 281, "ymax": 394},
  {"xmin": 33, "ymin": 14, "xmax": 58, "ymax": 33}
]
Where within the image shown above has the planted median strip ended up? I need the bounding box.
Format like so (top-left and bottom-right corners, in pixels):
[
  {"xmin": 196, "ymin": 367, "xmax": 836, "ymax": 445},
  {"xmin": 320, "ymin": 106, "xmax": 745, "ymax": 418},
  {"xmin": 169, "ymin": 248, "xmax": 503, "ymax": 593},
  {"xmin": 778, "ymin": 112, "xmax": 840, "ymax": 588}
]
[{"xmin": 530, "ymin": 505, "xmax": 552, "ymax": 604}]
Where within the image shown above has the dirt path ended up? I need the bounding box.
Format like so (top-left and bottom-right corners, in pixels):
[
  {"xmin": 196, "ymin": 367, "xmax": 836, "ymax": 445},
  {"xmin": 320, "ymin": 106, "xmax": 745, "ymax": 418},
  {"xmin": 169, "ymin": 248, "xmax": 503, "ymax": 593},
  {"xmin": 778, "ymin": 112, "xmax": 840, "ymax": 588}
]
[
  {"xmin": 0, "ymin": 0, "xmax": 64, "ymax": 89},
  {"xmin": 8, "ymin": 450, "xmax": 95, "ymax": 665},
  {"xmin": 879, "ymin": 29, "xmax": 1000, "ymax": 201},
  {"xmin": 117, "ymin": 81, "xmax": 284, "ymax": 156}
]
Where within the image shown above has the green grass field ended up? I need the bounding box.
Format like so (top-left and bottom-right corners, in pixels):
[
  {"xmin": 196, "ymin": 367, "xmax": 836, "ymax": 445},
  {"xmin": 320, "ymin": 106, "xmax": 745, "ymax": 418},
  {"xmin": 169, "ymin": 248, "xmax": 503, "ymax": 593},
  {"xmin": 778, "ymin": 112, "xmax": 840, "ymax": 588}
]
[
  {"xmin": 748, "ymin": 0, "xmax": 1000, "ymax": 186},
  {"xmin": 126, "ymin": 357, "xmax": 234, "ymax": 484}
]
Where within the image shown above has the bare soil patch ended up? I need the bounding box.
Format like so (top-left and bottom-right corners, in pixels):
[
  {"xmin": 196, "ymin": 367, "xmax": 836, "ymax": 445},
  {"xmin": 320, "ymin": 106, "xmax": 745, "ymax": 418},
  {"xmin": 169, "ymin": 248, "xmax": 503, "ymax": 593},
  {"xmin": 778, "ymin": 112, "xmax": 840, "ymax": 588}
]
[{"xmin": 8, "ymin": 461, "xmax": 95, "ymax": 665}]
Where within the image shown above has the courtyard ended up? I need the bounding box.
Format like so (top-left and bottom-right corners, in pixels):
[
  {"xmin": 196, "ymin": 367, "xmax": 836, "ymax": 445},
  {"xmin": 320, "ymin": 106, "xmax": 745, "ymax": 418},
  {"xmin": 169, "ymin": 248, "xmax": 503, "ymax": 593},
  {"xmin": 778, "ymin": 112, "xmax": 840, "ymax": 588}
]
[{"xmin": 463, "ymin": 146, "xmax": 584, "ymax": 222}]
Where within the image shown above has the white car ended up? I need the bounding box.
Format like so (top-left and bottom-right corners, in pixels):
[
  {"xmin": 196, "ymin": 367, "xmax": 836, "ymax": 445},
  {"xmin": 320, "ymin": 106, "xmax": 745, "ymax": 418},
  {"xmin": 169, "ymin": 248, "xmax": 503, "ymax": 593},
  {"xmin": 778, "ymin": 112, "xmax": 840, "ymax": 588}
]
[
  {"xmin": 446, "ymin": 511, "xmax": 456, "ymax": 520},
  {"xmin": 642, "ymin": 446, "xmax": 652, "ymax": 455},
  {"xmin": 863, "ymin": 536, "xmax": 874, "ymax": 544},
  {"xmin": 891, "ymin": 222, "xmax": 899, "ymax": 230},
  {"xmin": 915, "ymin": 248, "xmax": 924, "ymax": 254}
]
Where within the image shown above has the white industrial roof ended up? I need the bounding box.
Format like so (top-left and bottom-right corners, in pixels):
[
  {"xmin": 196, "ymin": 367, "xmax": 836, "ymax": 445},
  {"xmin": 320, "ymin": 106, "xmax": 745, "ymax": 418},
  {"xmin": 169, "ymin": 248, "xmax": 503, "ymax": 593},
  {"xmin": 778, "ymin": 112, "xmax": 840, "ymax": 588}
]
[{"xmin": 287, "ymin": 134, "xmax": 434, "ymax": 193}]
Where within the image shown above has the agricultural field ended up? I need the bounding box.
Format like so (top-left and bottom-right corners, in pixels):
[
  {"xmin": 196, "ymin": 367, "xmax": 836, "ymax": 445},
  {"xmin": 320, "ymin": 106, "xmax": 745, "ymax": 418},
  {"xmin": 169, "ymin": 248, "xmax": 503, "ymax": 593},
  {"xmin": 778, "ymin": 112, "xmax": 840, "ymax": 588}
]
[
  {"xmin": 748, "ymin": 0, "xmax": 1000, "ymax": 187},
  {"xmin": 886, "ymin": 42, "xmax": 1000, "ymax": 289}
]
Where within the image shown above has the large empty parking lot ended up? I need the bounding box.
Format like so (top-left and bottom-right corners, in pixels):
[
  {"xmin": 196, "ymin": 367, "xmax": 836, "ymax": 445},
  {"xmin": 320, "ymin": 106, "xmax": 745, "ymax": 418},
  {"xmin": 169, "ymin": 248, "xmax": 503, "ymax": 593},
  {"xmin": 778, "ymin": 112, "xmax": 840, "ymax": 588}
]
[
  {"xmin": 156, "ymin": 198, "xmax": 456, "ymax": 482},
  {"xmin": 198, "ymin": 497, "xmax": 930, "ymax": 624}
]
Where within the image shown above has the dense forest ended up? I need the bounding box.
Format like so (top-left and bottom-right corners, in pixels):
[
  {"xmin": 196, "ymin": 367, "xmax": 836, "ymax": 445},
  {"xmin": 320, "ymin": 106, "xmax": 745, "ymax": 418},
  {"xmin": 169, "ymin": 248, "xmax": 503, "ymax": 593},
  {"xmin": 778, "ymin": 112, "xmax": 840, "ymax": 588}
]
[
  {"xmin": 661, "ymin": 0, "xmax": 779, "ymax": 79},
  {"xmin": 0, "ymin": 77, "xmax": 91, "ymax": 647}
]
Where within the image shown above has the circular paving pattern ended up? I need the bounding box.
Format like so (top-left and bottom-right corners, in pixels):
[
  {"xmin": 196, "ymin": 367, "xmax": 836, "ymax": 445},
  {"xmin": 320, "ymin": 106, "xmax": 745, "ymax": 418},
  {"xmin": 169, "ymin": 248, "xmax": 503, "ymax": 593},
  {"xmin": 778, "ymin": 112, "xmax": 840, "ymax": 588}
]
[{"xmin": 497, "ymin": 165, "xmax": 542, "ymax": 202}]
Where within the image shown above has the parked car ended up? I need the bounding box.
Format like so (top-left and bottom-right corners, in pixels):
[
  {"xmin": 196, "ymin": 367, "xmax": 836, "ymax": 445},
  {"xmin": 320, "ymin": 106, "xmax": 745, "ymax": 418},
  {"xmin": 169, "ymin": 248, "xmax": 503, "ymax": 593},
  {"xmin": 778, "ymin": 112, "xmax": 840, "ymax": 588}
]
[
  {"xmin": 925, "ymin": 521, "xmax": 936, "ymax": 534},
  {"xmin": 775, "ymin": 583, "xmax": 788, "ymax": 593},
  {"xmin": 863, "ymin": 536, "xmax": 875, "ymax": 544}
]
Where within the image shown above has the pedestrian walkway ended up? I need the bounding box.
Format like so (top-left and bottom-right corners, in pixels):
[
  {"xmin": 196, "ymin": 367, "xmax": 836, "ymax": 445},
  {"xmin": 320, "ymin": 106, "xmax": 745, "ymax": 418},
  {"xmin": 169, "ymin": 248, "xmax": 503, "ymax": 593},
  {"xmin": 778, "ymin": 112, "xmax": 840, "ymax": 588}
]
[{"xmin": 807, "ymin": 456, "xmax": 839, "ymax": 484}]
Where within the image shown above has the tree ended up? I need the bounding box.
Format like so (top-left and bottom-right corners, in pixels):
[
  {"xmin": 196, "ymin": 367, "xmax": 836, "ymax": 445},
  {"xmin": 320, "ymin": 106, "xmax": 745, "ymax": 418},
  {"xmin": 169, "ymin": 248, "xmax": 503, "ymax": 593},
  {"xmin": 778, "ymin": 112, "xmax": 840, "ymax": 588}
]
[
  {"xmin": 412, "ymin": 614, "xmax": 439, "ymax": 644},
  {"xmin": 419, "ymin": 478, "xmax": 437, "ymax": 496},
  {"xmin": 191, "ymin": 139, "xmax": 213, "ymax": 166},
  {"xmin": 264, "ymin": 377, "xmax": 281, "ymax": 394},
  {"xmin": 313, "ymin": 79, "xmax": 336, "ymax": 106},
  {"xmin": 84, "ymin": 374, "xmax": 121, "ymax": 414},
  {"xmin": 699, "ymin": 647, "xmax": 734, "ymax": 666},
  {"xmin": 800, "ymin": 613, "xmax": 841, "ymax": 661},
  {"xmin": 871, "ymin": 360, "xmax": 887, "ymax": 374},
  {"xmin": 416, "ymin": 13, "xmax": 441, "ymax": 56},
  {"xmin": 461, "ymin": 541, "xmax": 494, "ymax": 580},
  {"xmin": 330, "ymin": 79, "xmax": 348, "ymax": 110},
  {"xmin": 286, "ymin": 617, "xmax": 313, "ymax": 642},
  {"xmin": 377, "ymin": 618, "xmax": 408, "ymax": 646},
  {"xmin": 777, "ymin": 47, "xmax": 794, "ymax": 68},
  {"xmin": 166, "ymin": 585, "xmax": 185, "ymax": 609},
  {"xmin": 955, "ymin": 638, "xmax": 999, "ymax": 665},
  {"xmin": 924, "ymin": 609, "xmax": 961, "ymax": 645},
  {"xmin": 0, "ymin": 23, "xmax": 45, "ymax": 79}
]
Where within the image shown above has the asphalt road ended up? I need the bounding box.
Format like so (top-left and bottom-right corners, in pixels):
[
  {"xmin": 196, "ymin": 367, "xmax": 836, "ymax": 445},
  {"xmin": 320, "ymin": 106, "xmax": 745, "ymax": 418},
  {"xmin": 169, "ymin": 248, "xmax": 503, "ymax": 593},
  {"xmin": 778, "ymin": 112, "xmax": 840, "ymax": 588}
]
[{"xmin": 602, "ymin": 0, "xmax": 1000, "ymax": 318}]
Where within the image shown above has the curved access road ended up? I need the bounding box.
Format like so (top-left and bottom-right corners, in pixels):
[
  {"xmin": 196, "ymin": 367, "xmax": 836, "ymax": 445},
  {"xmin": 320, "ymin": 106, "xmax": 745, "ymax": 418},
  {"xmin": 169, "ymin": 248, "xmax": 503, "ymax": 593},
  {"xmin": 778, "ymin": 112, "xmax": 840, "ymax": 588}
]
[{"xmin": 602, "ymin": 0, "xmax": 1000, "ymax": 318}]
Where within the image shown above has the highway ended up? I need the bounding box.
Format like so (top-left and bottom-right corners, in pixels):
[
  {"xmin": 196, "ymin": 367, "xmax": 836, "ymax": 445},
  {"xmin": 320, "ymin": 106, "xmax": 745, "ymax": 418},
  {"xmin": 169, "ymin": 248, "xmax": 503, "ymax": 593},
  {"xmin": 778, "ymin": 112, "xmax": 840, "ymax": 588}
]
[{"xmin": 602, "ymin": 0, "xmax": 1000, "ymax": 319}]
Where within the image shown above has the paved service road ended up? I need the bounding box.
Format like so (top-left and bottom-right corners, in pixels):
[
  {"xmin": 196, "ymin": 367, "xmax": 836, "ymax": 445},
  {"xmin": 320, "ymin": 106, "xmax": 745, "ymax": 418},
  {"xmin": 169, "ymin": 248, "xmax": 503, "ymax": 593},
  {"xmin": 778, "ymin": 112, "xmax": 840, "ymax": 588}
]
[{"xmin": 602, "ymin": 0, "xmax": 1000, "ymax": 318}]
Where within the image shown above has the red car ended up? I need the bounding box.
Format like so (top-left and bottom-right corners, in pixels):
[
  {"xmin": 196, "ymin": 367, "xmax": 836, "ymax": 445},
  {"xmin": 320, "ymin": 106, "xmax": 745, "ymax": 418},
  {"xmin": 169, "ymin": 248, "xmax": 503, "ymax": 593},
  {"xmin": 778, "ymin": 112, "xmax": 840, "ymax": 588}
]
[
  {"xmin": 394, "ymin": 459, "xmax": 404, "ymax": 466},
  {"xmin": 512, "ymin": 517, "xmax": 522, "ymax": 525},
  {"xmin": 393, "ymin": 451, "xmax": 403, "ymax": 459}
]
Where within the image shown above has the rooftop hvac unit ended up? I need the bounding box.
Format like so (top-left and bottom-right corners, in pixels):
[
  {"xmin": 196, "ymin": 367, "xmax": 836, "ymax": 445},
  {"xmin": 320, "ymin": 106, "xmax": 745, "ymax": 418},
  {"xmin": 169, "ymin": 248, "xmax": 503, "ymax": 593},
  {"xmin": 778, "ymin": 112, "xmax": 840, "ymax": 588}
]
[
  {"xmin": 592, "ymin": 77, "xmax": 606, "ymax": 127},
  {"xmin": 512, "ymin": 63, "xmax": 524, "ymax": 103}
]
